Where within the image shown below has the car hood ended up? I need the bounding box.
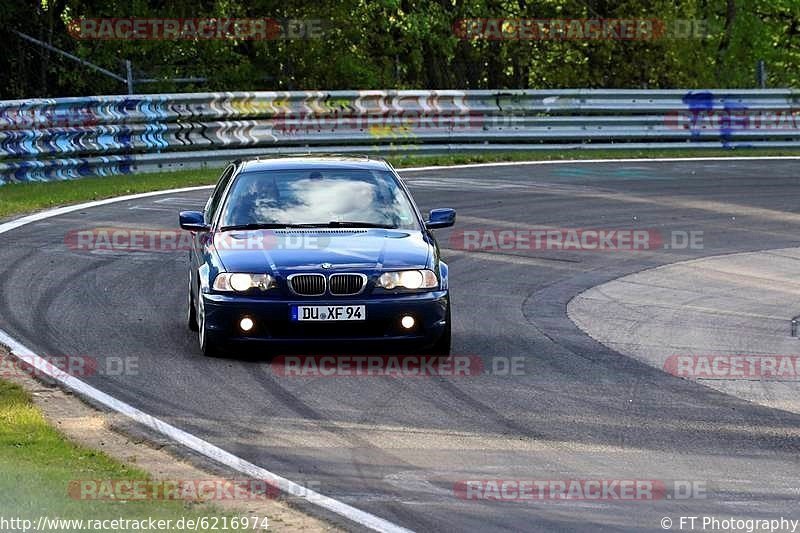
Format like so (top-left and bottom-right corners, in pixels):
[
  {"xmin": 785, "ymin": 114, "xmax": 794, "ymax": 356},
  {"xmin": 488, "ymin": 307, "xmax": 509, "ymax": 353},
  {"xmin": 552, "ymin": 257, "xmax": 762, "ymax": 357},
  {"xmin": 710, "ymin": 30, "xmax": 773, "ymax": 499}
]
[{"xmin": 212, "ymin": 228, "xmax": 433, "ymax": 274}]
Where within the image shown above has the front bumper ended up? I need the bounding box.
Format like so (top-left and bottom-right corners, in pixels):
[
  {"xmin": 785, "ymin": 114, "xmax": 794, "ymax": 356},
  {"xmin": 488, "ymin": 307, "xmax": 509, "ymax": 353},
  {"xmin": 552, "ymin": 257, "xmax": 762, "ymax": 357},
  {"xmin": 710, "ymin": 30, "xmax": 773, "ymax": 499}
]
[{"xmin": 201, "ymin": 290, "xmax": 449, "ymax": 348}]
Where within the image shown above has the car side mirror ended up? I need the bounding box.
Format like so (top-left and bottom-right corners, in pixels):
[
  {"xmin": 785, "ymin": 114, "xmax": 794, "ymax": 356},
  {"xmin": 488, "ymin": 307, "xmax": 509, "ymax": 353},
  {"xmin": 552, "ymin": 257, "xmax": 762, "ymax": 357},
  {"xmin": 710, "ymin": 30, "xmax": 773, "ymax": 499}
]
[
  {"xmin": 179, "ymin": 211, "xmax": 209, "ymax": 232},
  {"xmin": 425, "ymin": 208, "xmax": 456, "ymax": 229}
]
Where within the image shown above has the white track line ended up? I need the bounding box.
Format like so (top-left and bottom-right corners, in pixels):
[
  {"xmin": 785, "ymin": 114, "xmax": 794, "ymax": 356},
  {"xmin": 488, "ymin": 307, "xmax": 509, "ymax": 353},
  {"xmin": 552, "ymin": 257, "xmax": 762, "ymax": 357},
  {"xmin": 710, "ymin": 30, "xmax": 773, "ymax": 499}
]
[
  {"xmin": 0, "ymin": 332, "xmax": 410, "ymax": 533},
  {"xmin": 0, "ymin": 155, "xmax": 794, "ymax": 532}
]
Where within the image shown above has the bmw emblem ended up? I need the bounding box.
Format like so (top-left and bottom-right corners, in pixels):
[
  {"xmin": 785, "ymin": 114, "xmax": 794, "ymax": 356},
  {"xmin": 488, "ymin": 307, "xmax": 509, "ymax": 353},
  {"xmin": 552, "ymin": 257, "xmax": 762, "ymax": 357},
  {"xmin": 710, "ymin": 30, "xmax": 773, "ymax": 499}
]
[{"xmin": 321, "ymin": 262, "xmax": 332, "ymax": 269}]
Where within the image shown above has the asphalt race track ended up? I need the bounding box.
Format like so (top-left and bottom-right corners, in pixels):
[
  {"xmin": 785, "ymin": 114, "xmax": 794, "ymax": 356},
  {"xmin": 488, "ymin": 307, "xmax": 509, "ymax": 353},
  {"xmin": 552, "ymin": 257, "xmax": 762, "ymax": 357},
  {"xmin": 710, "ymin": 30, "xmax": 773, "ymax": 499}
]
[{"xmin": 2, "ymin": 159, "xmax": 800, "ymax": 532}]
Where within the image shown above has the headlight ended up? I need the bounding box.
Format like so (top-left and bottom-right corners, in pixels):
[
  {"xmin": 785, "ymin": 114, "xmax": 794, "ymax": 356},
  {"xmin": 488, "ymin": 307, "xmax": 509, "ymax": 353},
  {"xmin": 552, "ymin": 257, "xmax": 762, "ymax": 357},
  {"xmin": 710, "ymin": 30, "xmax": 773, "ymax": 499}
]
[
  {"xmin": 213, "ymin": 273, "xmax": 275, "ymax": 292},
  {"xmin": 377, "ymin": 269, "xmax": 438, "ymax": 290}
]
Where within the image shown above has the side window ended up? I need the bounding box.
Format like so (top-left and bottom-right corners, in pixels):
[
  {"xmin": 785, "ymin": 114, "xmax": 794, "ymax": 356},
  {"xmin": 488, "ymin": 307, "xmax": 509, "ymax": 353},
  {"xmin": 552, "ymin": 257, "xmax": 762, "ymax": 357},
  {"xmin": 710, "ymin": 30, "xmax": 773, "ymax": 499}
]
[{"xmin": 204, "ymin": 165, "xmax": 235, "ymax": 224}]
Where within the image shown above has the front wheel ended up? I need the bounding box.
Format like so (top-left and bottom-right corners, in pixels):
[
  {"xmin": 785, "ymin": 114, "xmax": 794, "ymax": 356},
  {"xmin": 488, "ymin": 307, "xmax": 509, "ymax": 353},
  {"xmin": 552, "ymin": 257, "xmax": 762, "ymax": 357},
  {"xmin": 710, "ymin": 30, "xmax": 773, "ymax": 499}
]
[
  {"xmin": 197, "ymin": 294, "xmax": 222, "ymax": 357},
  {"xmin": 187, "ymin": 282, "xmax": 198, "ymax": 332},
  {"xmin": 429, "ymin": 305, "xmax": 451, "ymax": 356}
]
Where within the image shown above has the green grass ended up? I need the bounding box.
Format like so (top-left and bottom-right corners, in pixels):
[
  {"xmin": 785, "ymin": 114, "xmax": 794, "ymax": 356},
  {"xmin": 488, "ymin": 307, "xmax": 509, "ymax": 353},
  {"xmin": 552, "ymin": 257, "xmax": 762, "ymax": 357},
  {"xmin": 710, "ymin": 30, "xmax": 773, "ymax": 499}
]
[
  {"xmin": 0, "ymin": 380, "xmax": 252, "ymax": 532},
  {"xmin": 2, "ymin": 147, "xmax": 800, "ymax": 220},
  {"xmin": 0, "ymin": 169, "xmax": 220, "ymax": 220}
]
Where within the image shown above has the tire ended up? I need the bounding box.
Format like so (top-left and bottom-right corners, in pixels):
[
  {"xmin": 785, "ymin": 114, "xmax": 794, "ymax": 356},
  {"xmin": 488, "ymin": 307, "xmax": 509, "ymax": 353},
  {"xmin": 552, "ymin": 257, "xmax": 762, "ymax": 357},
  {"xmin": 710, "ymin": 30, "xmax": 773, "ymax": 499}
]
[
  {"xmin": 187, "ymin": 280, "xmax": 198, "ymax": 332},
  {"xmin": 429, "ymin": 304, "xmax": 451, "ymax": 356},
  {"xmin": 197, "ymin": 293, "xmax": 222, "ymax": 357}
]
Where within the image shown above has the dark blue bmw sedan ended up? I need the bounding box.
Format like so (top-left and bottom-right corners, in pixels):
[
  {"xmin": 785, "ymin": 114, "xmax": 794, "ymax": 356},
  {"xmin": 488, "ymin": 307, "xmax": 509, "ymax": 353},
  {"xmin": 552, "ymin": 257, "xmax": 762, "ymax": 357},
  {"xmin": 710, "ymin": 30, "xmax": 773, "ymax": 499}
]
[{"xmin": 179, "ymin": 156, "xmax": 455, "ymax": 357}]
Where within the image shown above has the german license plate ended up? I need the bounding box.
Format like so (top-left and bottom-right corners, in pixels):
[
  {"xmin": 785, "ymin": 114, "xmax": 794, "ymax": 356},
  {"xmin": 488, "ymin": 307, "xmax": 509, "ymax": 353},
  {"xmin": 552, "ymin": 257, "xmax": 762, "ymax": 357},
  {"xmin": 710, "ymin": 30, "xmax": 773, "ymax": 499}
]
[{"xmin": 292, "ymin": 305, "xmax": 366, "ymax": 321}]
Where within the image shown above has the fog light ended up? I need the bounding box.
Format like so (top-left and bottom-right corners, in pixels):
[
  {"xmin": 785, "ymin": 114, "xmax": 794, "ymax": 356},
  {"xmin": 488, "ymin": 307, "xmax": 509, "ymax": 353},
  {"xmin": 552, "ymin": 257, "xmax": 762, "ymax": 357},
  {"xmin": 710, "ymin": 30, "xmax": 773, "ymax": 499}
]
[
  {"xmin": 239, "ymin": 317, "xmax": 255, "ymax": 332},
  {"xmin": 400, "ymin": 315, "xmax": 415, "ymax": 329}
]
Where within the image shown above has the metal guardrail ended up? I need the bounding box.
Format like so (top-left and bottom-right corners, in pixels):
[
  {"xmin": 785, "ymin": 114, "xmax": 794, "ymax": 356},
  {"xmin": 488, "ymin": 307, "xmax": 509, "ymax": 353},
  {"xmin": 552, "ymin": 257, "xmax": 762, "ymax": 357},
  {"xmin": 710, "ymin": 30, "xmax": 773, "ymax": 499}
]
[{"xmin": 1, "ymin": 89, "xmax": 799, "ymax": 184}]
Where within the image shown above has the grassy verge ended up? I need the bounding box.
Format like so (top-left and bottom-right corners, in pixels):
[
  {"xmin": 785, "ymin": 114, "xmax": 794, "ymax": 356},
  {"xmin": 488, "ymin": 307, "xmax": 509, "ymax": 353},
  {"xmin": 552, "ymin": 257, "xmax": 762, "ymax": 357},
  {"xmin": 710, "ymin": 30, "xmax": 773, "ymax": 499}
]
[
  {"xmin": 387, "ymin": 147, "xmax": 800, "ymax": 167},
  {"xmin": 0, "ymin": 380, "xmax": 245, "ymax": 532},
  {"xmin": 2, "ymin": 147, "xmax": 800, "ymax": 220},
  {"xmin": 0, "ymin": 169, "xmax": 220, "ymax": 221}
]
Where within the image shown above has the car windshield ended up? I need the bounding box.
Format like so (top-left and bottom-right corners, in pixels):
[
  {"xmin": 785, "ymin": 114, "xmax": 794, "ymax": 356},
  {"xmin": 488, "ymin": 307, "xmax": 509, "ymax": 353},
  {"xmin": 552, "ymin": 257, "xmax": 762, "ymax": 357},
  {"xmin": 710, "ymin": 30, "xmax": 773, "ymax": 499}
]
[{"xmin": 218, "ymin": 168, "xmax": 419, "ymax": 230}]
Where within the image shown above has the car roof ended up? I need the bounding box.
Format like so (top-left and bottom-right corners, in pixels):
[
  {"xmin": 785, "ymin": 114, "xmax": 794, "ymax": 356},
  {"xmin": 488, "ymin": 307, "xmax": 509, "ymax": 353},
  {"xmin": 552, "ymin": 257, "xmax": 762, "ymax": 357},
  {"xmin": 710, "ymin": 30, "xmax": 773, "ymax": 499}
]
[{"xmin": 238, "ymin": 155, "xmax": 392, "ymax": 172}]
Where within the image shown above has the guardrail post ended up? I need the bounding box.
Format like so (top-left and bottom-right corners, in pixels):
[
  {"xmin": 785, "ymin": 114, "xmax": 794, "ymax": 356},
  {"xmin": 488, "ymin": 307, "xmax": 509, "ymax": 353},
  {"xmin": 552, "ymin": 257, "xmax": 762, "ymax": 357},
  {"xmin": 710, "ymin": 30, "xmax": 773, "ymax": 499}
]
[
  {"xmin": 126, "ymin": 60, "xmax": 134, "ymax": 95},
  {"xmin": 757, "ymin": 60, "xmax": 767, "ymax": 88}
]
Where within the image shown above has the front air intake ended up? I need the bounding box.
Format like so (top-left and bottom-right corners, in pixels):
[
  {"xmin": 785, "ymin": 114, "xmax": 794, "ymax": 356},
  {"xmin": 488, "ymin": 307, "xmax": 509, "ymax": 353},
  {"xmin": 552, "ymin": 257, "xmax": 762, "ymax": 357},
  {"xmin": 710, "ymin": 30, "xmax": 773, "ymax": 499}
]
[
  {"xmin": 328, "ymin": 273, "xmax": 367, "ymax": 296},
  {"xmin": 288, "ymin": 273, "xmax": 326, "ymax": 296}
]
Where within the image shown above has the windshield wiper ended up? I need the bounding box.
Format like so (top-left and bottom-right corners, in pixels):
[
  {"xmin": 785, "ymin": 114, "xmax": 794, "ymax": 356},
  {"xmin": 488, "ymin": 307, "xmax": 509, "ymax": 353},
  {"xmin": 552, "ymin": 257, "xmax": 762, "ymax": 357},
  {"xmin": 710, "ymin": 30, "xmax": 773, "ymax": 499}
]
[{"xmin": 219, "ymin": 223, "xmax": 308, "ymax": 231}]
